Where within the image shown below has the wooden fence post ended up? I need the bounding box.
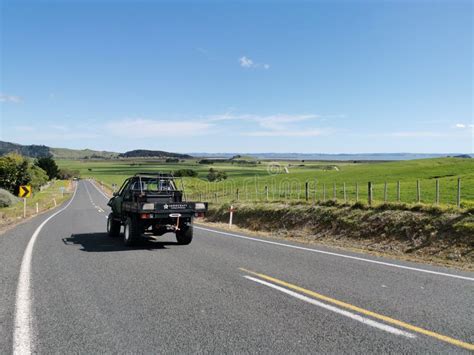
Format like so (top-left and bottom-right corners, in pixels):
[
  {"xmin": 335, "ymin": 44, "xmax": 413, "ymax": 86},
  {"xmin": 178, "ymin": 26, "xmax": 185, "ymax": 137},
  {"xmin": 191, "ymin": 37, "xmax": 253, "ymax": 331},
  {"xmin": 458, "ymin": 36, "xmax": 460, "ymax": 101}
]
[
  {"xmin": 305, "ymin": 181, "xmax": 309, "ymax": 201},
  {"xmin": 265, "ymin": 186, "xmax": 269, "ymax": 201},
  {"xmin": 397, "ymin": 181, "xmax": 400, "ymax": 202},
  {"xmin": 314, "ymin": 179, "xmax": 317, "ymax": 202},
  {"xmin": 236, "ymin": 188, "xmax": 239, "ymax": 201},
  {"xmin": 416, "ymin": 180, "xmax": 421, "ymax": 203},
  {"xmin": 368, "ymin": 182, "xmax": 373, "ymax": 206},
  {"xmin": 457, "ymin": 178, "xmax": 461, "ymax": 208},
  {"xmin": 254, "ymin": 176, "xmax": 258, "ymax": 200}
]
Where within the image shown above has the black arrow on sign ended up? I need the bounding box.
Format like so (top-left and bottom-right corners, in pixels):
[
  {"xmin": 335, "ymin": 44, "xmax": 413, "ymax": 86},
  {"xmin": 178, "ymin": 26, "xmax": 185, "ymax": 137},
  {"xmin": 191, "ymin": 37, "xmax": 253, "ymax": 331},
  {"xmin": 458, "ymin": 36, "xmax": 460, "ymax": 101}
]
[{"xmin": 19, "ymin": 186, "xmax": 30, "ymax": 197}]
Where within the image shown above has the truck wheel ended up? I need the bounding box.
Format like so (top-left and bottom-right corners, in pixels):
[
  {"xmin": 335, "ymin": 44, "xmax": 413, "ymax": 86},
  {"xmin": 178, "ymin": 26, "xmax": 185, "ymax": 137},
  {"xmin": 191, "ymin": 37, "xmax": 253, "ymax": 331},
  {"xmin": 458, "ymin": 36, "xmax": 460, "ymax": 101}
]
[
  {"xmin": 107, "ymin": 213, "xmax": 121, "ymax": 238},
  {"xmin": 124, "ymin": 217, "xmax": 140, "ymax": 246},
  {"xmin": 176, "ymin": 226, "xmax": 193, "ymax": 245}
]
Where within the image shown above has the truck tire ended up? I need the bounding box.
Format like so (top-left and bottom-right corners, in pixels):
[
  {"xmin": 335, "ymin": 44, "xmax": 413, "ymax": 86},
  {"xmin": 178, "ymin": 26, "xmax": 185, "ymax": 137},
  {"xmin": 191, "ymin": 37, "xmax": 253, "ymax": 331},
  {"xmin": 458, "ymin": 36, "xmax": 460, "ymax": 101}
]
[
  {"xmin": 176, "ymin": 225, "xmax": 193, "ymax": 245},
  {"xmin": 124, "ymin": 217, "xmax": 140, "ymax": 246},
  {"xmin": 107, "ymin": 213, "xmax": 121, "ymax": 238}
]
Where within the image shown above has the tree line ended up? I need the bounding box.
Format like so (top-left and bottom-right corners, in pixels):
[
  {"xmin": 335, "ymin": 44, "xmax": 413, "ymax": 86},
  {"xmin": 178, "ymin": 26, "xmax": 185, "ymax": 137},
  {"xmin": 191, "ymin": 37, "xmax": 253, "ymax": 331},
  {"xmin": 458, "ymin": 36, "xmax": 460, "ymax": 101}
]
[{"xmin": 0, "ymin": 154, "xmax": 77, "ymax": 195}]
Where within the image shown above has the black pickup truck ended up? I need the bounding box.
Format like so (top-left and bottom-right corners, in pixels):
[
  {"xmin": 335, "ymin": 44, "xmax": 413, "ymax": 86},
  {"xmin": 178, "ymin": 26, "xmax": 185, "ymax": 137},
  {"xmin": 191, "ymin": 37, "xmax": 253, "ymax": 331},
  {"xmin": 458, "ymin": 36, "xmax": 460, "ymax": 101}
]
[{"xmin": 106, "ymin": 173, "xmax": 207, "ymax": 246}]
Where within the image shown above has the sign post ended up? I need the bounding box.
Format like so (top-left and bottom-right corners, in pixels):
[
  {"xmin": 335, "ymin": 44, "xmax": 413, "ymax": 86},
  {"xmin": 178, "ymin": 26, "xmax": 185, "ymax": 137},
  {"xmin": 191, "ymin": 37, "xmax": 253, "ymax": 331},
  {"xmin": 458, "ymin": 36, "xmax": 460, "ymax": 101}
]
[{"xmin": 18, "ymin": 185, "xmax": 32, "ymax": 219}]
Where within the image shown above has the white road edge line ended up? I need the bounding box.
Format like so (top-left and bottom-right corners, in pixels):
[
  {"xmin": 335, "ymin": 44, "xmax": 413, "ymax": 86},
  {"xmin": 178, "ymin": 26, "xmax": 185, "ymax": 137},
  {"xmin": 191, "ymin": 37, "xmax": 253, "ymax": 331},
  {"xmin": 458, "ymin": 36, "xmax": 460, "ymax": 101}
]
[
  {"xmin": 196, "ymin": 226, "xmax": 474, "ymax": 282},
  {"xmin": 88, "ymin": 179, "xmax": 110, "ymax": 200},
  {"xmin": 13, "ymin": 182, "xmax": 78, "ymax": 354},
  {"xmin": 243, "ymin": 275, "xmax": 416, "ymax": 339}
]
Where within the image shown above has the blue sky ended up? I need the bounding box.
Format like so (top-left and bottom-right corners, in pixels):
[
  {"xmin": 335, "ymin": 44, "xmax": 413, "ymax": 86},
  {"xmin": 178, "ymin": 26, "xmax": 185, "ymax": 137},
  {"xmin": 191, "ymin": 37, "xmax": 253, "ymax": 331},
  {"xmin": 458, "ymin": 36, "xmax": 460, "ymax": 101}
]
[{"xmin": 0, "ymin": 0, "xmax": 472, "ymax": 153}]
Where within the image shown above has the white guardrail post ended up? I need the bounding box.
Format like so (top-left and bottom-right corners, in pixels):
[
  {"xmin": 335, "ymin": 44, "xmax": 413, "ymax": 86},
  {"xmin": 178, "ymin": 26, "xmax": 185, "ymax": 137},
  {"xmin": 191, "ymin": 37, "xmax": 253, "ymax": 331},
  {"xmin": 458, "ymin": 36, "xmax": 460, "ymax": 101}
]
[{"xmin": 229, "ymin": 205, "xmax": 235, "ymax": 228}]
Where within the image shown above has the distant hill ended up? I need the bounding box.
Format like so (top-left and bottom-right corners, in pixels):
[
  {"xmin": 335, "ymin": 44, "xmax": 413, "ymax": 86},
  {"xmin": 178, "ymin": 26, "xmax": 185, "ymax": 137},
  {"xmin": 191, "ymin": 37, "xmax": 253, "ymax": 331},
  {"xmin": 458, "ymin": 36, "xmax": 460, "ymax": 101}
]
[
  {"xmin": 0, "ymin": 141, "xmax": 190, "ymax": 160},
  {"xmin": 0, "ymin": 141, "xmax": 51, "ymax": 158},
  {"xmin": 50, "ymin": 147, "xmax": 118, "ymax": 159},
  {"xmin": 451, "ymin": 154, "xmax": 472, "ymax": 159},
  {"xmin": 191, "ymin": 152, "xmax": 472, "ymax": 161},
  {"xmin": 119, "ymin": 149, "xmax": 192, "ymax": 159},
  {"xmin": 0, "ymin": 140, "xmax": 118, "ymax": 159}
]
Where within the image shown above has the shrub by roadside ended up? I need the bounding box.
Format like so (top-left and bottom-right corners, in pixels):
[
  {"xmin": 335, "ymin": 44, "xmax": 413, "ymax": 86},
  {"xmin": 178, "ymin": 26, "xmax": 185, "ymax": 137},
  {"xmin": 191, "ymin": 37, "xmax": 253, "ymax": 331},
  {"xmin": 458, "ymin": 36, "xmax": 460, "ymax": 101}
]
[{"xmin": 0, "ymin": 188, "xmax": 20, "ymax": 207}]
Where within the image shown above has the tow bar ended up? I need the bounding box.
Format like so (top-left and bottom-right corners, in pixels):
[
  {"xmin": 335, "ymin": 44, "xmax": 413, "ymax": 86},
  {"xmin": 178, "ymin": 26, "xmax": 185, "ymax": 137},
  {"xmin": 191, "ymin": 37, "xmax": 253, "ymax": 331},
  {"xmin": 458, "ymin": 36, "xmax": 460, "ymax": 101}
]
[{"xmin": 169, "ymin": 213, "xmax": 181, "ymax": 231}]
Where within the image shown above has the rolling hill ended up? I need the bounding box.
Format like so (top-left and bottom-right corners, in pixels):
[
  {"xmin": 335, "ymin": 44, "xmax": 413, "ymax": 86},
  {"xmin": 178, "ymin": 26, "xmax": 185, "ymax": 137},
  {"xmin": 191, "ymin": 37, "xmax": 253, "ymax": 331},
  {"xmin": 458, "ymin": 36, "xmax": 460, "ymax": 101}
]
[
  {"xmin": 118, "ymin": 149, "xmax": 192, "ymax": 159},
  {"xmin": 0, "ymin": 141, "xmax": 191, "ymax": 160}
]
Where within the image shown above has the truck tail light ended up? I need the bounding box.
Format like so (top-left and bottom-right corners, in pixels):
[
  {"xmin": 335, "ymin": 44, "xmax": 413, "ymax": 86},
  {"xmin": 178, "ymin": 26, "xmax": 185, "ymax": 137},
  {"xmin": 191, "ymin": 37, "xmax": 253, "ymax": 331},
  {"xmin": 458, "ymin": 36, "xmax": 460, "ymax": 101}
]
[
  {"xmin": 140, "ymin": 213, "xmax": 152, "ymax": 219},
  {"xmin": 194, "ymin": 212, "xmax": 205, "ymax": 218}
]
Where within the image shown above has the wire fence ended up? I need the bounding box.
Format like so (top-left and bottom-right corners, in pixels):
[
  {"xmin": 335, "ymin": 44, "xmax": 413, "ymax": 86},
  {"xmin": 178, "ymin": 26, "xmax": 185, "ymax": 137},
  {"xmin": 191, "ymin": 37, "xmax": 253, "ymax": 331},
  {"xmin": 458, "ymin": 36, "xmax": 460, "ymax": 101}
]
[{"xmin": 184, "ymin": 177, "xmax": 471, "ymax": 208}]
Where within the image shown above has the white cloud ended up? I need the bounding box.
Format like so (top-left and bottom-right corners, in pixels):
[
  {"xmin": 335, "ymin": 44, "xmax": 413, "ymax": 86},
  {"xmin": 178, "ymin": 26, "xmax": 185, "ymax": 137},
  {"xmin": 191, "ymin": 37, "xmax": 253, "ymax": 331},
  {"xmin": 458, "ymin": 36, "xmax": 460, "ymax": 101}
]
[
  {"xmin": 207, "ymin": 113, "xmax": 324, "ymax": 137},
  {"xmin": 239, "ymin": 56, "xmax": 270, "ymax": 70},
  {"xmin": 257, "ymin": 114, "xmax": 319, "ymax": 131},
  {"xmin": 13, "ymin": 123, "xmax": 98, "ymax": 140},
  {"xmin": 390, "ymin": 131, "xmax": 445, "ymax": 138},
  {"xmin": 246, "ymin": 129, "xmax": 323, "ymax": 137},
  {"xmin": 0, "ymin": 93, "xmax": 22, "ymax": 103},
  {"xmin": 209, "ymin": 113, "xmax": 318, "ymax": 123},
  {"xmin": 104, "ymin": 118, "xmax": 213, "ymax": 138},
  {"xmin": 454, "ymin": 123, "xmax": 474, "ymax": 130},
  {"xmin": 8, "ymin": 113, "xmax": 328, "ymax": 143},
  {"xmin": 14, "ymin": 125, "xmax": 35, "ymax": 132},
  {"xmin": 239, "ymin": 56, "xmax": 254, "ymax": 68},
  {"xmin": 49, "ymin": 124, "xmax": 69, "ymax": 131}
]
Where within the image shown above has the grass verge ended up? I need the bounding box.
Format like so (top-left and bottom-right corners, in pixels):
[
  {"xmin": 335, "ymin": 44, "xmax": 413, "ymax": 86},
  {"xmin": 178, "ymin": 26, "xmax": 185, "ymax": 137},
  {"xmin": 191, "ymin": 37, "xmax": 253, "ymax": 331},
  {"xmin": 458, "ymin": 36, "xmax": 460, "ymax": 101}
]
[
  {"xmin": 0, "ymin": 180, "xmax": 74, "ymax": 232},
  {"xmin": 203, "ymin": 201, "xmax": 474, "ymax": 270}
]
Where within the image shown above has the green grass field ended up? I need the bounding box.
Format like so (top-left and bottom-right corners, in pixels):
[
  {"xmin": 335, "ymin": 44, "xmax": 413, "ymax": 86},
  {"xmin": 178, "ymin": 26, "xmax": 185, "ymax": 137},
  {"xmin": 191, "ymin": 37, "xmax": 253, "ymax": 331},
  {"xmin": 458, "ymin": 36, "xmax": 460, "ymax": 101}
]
[
  {"xmin": 58, "ymin": 157, "xmax": 474, "ymax": 208},
  {"xmin": 0, "ymin": 180, "xmax": 72, "ymax": 223}
]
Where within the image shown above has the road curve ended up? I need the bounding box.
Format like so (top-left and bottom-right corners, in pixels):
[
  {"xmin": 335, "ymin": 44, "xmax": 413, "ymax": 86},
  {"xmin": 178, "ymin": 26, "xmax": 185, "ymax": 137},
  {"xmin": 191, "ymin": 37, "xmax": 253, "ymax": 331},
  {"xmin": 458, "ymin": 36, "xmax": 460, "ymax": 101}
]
[{"xmin": 0, "ymin": 180, "xmax": 473, "ymax": 353}]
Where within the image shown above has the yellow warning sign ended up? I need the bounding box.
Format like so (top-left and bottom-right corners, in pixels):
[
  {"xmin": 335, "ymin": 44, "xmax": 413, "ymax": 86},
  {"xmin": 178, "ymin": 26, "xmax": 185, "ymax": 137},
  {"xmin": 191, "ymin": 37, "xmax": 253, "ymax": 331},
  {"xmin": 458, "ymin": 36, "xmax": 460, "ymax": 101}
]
[{"xmin": 19, "ymin": 185, "xmax": 32, "ymax": 198}]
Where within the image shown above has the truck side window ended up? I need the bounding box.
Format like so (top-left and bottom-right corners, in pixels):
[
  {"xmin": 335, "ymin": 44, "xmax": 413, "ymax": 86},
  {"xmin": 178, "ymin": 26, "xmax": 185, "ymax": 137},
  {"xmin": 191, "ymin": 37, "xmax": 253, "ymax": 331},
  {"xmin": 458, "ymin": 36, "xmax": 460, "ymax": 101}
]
[{"xmin": 118, "ymin": 180, "xmax": 130, "ymax": 196}]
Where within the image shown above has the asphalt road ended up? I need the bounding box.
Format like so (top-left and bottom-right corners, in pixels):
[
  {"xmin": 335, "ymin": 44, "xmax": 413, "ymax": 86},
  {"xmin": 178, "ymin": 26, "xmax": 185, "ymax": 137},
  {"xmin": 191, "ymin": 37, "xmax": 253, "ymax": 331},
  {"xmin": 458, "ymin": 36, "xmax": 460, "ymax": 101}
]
[{"xmin": 1, "ymin": 180, "xmax": 473, "ymax": 353}]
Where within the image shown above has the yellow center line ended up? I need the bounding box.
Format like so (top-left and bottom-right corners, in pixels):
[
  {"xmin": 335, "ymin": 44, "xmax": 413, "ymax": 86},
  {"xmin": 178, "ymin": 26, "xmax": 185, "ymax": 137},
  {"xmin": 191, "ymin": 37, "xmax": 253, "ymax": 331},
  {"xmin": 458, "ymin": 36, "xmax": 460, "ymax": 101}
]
[{"xmin": 239, "ymin": 268, "xmax": 474, "ymax": 351}]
